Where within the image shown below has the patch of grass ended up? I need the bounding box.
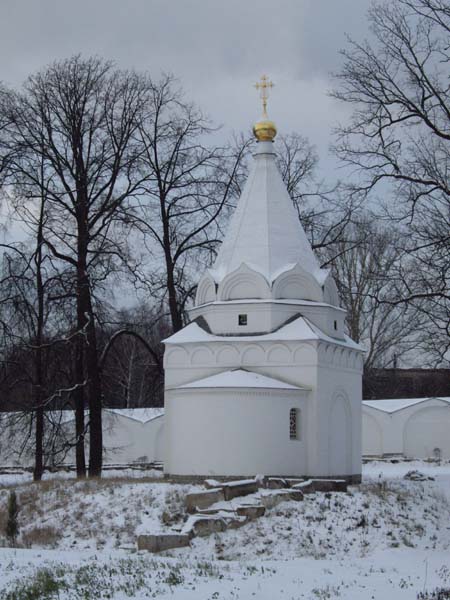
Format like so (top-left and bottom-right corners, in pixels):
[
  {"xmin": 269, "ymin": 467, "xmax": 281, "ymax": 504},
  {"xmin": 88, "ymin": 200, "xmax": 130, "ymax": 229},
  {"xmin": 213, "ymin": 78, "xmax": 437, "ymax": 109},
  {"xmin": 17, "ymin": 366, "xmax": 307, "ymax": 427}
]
[
  {"xmin": 3, "ymin": 567, "xmax": 67, "ymax": 600},
  {"xmin": 21, "ymin": 525, "xmax": 61, "ymax": 548},
  {"xmin": 418, "ymin": 589, "xmax": 450, "ymax": 599}
]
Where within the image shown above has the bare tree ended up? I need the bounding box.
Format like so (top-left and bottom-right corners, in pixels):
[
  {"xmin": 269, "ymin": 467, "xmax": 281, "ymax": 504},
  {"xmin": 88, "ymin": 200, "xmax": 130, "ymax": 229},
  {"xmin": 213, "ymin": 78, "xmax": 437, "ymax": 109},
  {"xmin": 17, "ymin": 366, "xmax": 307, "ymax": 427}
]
[
  {"xmin": 99, "ymin": 306, "xmax": 167, "ymax": 408},
  {"xmin": 332, "ymin": 0, "xmax": 449, "ymax": 300},
  {"xmin": 332, "ymin": 0, "xmax": 449, "ymax": 364},
  {"xmin": 328, "ymin": 218, "xmax": 426, "ymax": 369},
  {"xmin": 132, "ymin": 75, "xmax": 248, "ymax": 332},
  {"xmin": 0, "ymin": 56, "xmax": 150, "ymax": 476},
  {"xmin": 0, "ymin": 236, "xmax": 74, "ymax": 478}
]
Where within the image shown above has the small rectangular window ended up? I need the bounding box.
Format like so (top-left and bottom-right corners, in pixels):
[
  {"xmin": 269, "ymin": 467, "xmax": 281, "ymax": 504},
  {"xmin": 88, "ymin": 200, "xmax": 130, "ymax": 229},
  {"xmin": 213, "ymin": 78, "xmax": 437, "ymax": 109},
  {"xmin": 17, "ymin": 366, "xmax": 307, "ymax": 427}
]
[
  {"xmin": 238, "ymin": 314, "xmax": 247, "ymax": 326},
  {"xmin": 290, "ymin": 408, "xmax": 300, "ymax": 440},
  {"xmin": 334, "ymin": 320, "xmax": 338, "ymax": 331}
]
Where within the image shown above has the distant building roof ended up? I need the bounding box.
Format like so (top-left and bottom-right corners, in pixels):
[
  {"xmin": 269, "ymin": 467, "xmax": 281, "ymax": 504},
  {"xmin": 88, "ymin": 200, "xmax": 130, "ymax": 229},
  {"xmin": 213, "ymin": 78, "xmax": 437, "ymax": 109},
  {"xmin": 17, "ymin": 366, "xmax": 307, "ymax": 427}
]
[{"xmin": 363, "ymin": 397, "xmax": 450, "ymax": 413}]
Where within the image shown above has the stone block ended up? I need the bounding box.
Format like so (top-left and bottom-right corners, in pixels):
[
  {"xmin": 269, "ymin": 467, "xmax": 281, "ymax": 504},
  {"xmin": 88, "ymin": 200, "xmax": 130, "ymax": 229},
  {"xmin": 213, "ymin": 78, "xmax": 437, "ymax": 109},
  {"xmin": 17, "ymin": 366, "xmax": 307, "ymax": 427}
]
[
  {"xmin": 291, "ymin": 479, "xmax": 313, "ymax": 492},
  {"xmin": 196, "ymin": 507, "xmax": 235, "ymax": 516},
  {"xmin": 288, "ymin": 489, "xmax": 304, "ymax": 502},
  {"xmin": 259, "ymin": 490, "xmax": 291, "ymax": 509},
  {"xmin": 285, "ymin": 478, "xmax": 305, "ymax": 488},
  {"xmin": 311, "ymin": 479, "xmax": 348, "ymax": 493},
  {"xmin": 265, "ymin": 477, "xmax": 288, "ymax": 489},
  {"xmin": 222, "ymin": 480, "xmax": 259, "ymax": 501},
  {"xmin": 191, "ymin": 516, "xmax": 227, "ymax": 537},
  {"xmin": 204, "ymin": 479, "xmax": 222, "ymax": 489},
  {"xmin": 226, "ymin": 516, "xmax": 248, "ymax": 530},
  {"xmin": 137, "ymin": 533, "xmax": 190, "ymax": 553},
  {"xmin": 236, "ymin": 505, "xmax": 266, "ymax": 519},
  {"xmin": 185, "ymin": 488, "xmax": 225, "ymax": 513},
  {"xmin": 291, "ymin": 479, "xmax": 347, "ymax": 493}
]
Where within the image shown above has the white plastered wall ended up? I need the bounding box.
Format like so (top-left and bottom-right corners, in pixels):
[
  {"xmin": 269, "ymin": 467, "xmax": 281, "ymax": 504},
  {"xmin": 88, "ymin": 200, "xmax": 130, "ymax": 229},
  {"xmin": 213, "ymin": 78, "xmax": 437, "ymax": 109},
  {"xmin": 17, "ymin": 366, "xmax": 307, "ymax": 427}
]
[
  {"xmin": 164, "ymin": 388, "xmax": 308, "ymax": 477},
  {"xmin": 164, "ymin": 337, "xmax": 363, "ymax": 478},
  {"xmin": 362, "ymin": 398, "xmax": 450, "ymax": 459}
]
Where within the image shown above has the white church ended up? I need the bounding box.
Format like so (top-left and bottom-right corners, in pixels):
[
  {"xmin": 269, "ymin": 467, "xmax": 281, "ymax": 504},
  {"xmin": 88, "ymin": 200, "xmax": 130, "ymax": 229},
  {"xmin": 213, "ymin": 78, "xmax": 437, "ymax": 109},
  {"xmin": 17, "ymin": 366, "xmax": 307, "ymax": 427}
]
[{"xmin": 162, "ymin": 78, "xmax": 364, "ymax": 483}]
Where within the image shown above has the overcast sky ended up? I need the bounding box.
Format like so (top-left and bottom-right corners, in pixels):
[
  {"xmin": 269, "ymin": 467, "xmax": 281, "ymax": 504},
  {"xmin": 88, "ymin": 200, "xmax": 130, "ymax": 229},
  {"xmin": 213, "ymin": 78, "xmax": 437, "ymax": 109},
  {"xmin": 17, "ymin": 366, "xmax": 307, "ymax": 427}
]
[{"xmin": 1, "ymin": 0, "xmax": 374, "ymax": 179}]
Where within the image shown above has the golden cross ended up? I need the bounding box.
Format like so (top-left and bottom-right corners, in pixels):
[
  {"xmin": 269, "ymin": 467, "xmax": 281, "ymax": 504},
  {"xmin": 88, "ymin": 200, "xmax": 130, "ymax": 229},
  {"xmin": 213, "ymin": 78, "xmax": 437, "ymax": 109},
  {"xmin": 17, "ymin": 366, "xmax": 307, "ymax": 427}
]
[{"xmin": 254, "ymin": 75, "xmax": 274, "ymax": 119}]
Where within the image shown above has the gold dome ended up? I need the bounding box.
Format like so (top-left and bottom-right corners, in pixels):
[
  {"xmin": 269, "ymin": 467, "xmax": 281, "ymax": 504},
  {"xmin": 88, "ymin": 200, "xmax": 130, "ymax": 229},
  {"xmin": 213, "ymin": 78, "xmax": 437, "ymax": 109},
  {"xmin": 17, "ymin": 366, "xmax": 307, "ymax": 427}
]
[{"xmin": 253, "ymin": 119, "xmax": 277, "ymax": 142}]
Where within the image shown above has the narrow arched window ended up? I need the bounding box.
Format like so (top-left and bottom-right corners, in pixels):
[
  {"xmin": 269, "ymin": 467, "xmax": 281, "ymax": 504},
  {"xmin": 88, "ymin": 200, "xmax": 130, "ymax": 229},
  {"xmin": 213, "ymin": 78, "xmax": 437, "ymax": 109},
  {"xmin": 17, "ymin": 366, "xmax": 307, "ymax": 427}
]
[{"xmin": 290, "ymin": 408, "xmax": 300, "ymax": 440}]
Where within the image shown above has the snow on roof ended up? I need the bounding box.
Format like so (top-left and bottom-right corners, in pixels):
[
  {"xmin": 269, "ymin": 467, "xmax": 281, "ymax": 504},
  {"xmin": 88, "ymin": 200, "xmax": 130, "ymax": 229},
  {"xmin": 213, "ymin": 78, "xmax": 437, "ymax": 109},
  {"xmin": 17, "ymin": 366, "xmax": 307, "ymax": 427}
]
[
  {"xmin": 106, "ymin": 408, "xmax": 164, "ymax": 424},
  {"xmin": 363, "ymin": 397, "xmax": 450, "ymax": 414},
  {"xmin": 210, "ymin": 144, "xmax": 322, "ymax": 284},
  {"xmin": 0, "ymin": 408, "xmax": 165, "ymax": 425},
  {"xmin": 164, "ymin": 315, "xmax": 362, "ymax": 351},
  {"xmin": 175, "ymin": 369, "xmax": 306, "ymax": 391},
  {"xmin": 193, "ymin": 298, "xmax": 346, "ymax": 313}
]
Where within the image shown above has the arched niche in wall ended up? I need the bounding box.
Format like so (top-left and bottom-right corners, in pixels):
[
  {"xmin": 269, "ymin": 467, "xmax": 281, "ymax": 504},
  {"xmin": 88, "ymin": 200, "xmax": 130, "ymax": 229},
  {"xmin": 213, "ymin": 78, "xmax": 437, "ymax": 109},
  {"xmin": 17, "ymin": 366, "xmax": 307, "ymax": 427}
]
[
  {"xmin": 165, "ymin": 346, "xmax": 189, "ymax": 367},
  {"xmin": 328, "ymin": 390, "xmax": 352, "ymax": 476},
  {"xmin": 323, "ymin": 275, "xmax": 340, "ymax": 307},
  {"xmin": 190, "ymin": 345, "xmax": 215, "ymax": 366},
  {"xmin": 241, "ymin": 344, "xmax": 266, "ymax": 366},
  {"xmin": 272, "ymin": 263, "xmax": 323, "ymax": 302},
  {"xmin": 267, "ymin": 343, "xmax": 292, "ymax": 364},
  {"xmin": 218, "ymin": 263, "xmax": 271, "ymax": 301},
  {"xmin": 362, "ymin": 412, "xmax": 383, "ymax": 456},
  {"xmin": 195, "ymin": 274, "xmax": 216, "ymax": 306},
  {"xmin": 403, "ymin": 403, "xmax": 450, "ymax": 459},
  {"xmin": 216, "ymin": 345, "xmax": 240, "ymax": 366},
  {"xmin": 293, "ymin": 342, "xmax": 316, "ymax": 365}
]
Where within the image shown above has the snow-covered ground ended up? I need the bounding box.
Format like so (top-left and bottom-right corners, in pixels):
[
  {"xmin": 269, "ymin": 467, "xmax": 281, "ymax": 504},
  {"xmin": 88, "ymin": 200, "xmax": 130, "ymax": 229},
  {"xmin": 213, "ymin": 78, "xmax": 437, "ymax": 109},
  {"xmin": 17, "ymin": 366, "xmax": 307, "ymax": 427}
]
[{"xmin": 0, "ymin": 461, "xmax": 449, "ymax": 599}]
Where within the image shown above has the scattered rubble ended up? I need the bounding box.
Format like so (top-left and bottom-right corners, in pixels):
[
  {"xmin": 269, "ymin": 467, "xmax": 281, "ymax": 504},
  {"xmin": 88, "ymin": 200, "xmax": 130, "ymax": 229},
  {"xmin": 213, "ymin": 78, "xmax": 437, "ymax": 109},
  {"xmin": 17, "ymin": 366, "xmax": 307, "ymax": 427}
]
[
  {"xmin": 404, "ymin": 470, "xmax": 435, "ymax": 481},
  {"xmin": 138, "ymin": 476, "xmax": 351, "ymax": 552}
]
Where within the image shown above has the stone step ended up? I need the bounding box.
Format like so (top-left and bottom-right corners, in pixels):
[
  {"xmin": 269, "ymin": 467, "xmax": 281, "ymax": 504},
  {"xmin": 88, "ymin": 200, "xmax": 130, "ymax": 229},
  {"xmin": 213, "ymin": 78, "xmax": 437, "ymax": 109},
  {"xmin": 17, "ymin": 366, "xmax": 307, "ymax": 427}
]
[
  {"xmin": 221, "ymin": 479, "xmax": 260, "ymax": 501},
  {"xmin": 292, "ymin": 479, "xmax": 347, "ymax": 493},
  {"xmin": 183, "ymin": 512, "xmax": 248, "ymax": 537},
  {"xmin": 185, "ymin": 488, "xmax": 225, "ymax": 513},
  {"xmin": 236, "ymin": 505, "xmax": 266, "ymax": 519},
  {"xmin": 137, "ymin": 533, "xmax": 190, "ymax": 553},
  {"xmin": 259, "ymin": 489, "xmax": 304, "ymax": 509}
]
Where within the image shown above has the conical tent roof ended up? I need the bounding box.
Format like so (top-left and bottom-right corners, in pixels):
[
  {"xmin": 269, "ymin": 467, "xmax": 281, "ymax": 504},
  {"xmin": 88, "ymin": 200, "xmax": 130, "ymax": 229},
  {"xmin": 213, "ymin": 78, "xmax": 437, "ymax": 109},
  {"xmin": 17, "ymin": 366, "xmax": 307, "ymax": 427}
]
[{"xmin": 210, "ymin": 141, "xmax": 321, "ymax": 284}]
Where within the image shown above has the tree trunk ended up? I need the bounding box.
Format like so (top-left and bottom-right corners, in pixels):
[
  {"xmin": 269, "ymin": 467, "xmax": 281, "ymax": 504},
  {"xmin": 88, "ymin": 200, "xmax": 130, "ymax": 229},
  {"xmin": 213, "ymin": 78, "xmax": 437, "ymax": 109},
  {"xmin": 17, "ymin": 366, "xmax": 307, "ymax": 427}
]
[
  {"xmin": 162, "ymin": 219, "xmax": 183, "ymax": 332},
  {"xmin": 74, "ymin": 339, "xmax": 86, "ymax": 478},
  {"xmin": 33, "ymin": 400, "xmax": 44, "ymax": 480},
  {"xmin": 33, "ymin": 191, "xmax": 45, "ymax": 482},
  {"xmin": 76, "ymin": 207, "xmax": 103, "ymax": 478}
]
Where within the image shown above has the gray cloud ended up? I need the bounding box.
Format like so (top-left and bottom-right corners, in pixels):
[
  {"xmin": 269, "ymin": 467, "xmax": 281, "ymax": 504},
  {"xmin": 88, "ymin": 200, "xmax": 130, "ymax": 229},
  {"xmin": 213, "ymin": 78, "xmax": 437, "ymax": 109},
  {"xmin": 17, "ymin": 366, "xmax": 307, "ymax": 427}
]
[{"xmin": 0, "ymin": 0, "xmax": 373, "ymax": 177}]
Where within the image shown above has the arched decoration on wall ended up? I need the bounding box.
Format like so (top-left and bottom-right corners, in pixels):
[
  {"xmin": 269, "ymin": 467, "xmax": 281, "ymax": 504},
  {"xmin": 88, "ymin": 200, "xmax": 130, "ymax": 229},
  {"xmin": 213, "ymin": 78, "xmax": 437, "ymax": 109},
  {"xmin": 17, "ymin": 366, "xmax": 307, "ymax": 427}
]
[
  {"xmin": 153, "ymin": 419, "xmax": 165, "ymax": 462},
  {"xmin": 272, "ymin": 263, "xmax": 323, "ymax": 302},
  {"xmin": 403, "ymin": 404, "xmax": 450, "ymax": 459},
  {"xmin": 218, "ymin": 263, "xmax": 271, "ymax": 301},
  {"xmin": 343, "ymin": 349, "xmax": 352, "ymax": 368},
  {"xmin": 316, "ymin": 342, "xmax": 328, "ymax": 365},
  {"xmin": 267, "ymin": 344, "xmax": 292, "ymax": 364},
  {"xmin": 362, "ymin": 412, "xmax": 383, "ymax": 456},
  {"xmin": 293, "ymin": 342, "xmax": 316, "ymax": 364},
  {"xmin": 241, "ymin": 344, "xmax": 266, "ymax": 366},
  {"xmin": 328, "ymin": 390, "xmax": 352, "ymax": 476},
  {"xmin": 331, "ymin": 346, "xmax": 341, "ymax": 367},
  {"xmin": 165, "ymin": 346, "xmax": 189, "ymax": 367},
  {"xmin": 190, "ymin": 345, "xmax": 215, "ymax": 366},
  {"xmin": 216, "ymin": 345, "xmax": 240, "ymax": 366},
  {"xmin": 322, "ymin": 344, "xmax": 333, "ymax": 366},
  {"xmin": 195, "ymin": 273, "xmax": 216, "ymax": 306},
  {"xmin": 323, "ymin": 275, "xmax": 340, "ymax": 307}
]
